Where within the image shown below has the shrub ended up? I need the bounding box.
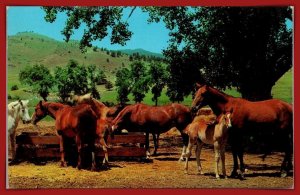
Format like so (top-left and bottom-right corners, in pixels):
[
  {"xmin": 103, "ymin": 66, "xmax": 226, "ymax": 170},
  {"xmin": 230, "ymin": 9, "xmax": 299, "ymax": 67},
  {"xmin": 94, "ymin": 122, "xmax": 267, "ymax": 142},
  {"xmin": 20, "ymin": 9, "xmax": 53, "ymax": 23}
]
[{"xmin": 11, "ymin": 85, "xmax": 19, "ymax": 91}]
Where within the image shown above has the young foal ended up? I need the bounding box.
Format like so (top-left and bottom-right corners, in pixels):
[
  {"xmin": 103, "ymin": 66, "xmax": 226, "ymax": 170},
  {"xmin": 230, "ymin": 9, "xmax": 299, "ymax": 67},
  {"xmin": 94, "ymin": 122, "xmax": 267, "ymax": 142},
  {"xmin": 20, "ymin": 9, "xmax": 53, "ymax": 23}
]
[
  {"xmin": 7, "ymin": 100, "xmax": 31, "ymax": 161},
  {"xmin": 184, "ymin": 110, "xmax": 232, "ymax": 179},
  {"xmin": 32, "ymin": 101, "xmax": 98, "ymax": 170}
]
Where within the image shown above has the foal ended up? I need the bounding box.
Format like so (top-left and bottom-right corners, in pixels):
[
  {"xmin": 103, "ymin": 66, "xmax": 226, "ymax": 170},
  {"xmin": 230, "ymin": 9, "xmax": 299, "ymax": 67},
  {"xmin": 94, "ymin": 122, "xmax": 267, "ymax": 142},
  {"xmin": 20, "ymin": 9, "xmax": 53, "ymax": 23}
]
[{"xmin": 184, "ymin": 110, "xmax": 232, "ymax": 179}]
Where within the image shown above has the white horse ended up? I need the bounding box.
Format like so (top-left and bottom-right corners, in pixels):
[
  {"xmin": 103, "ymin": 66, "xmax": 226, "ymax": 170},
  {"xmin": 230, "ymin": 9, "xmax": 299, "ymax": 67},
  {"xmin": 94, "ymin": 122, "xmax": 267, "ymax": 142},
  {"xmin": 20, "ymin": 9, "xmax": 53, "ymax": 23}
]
[
  {"xmin": 184, "ymin": 110, "xmax": 232, "ymax": 179},
  {"xmin": 7, "ymin": 100, "xmax": 31, "ymax": 161}
]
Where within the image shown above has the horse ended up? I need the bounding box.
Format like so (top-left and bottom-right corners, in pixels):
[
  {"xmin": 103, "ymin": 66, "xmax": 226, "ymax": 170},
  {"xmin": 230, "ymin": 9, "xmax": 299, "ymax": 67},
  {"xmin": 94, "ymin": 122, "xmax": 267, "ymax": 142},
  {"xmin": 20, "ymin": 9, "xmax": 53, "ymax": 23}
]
[
  {"xmin": 7, "ymin": 100, "xmax": 31, "ymax": 162},
  {"xmin": 191, "ymin": 83, "xmax": 293, "ymax": 178},
  {"xmin": 111, "ymin": 103, "xmax": 192, "ymax": 159},
  {"xmin": 31, "ymin": 101, "xmax": 98, "ymax": 170},
  {"xmin": 184, "ymin": 110, "xmax": 232, "ymax": 179},
  {"xmin": 73, "ymin": 94, "xmax": 115, "ymax": 165}
]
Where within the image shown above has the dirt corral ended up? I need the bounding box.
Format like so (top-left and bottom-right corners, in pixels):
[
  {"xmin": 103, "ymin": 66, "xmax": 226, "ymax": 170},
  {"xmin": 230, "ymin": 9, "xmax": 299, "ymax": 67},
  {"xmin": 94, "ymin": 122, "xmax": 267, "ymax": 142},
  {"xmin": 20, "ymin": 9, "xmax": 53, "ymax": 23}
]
[{"xmin": 7, "ymin": 121, "xmax": 294, "ymax": 189}]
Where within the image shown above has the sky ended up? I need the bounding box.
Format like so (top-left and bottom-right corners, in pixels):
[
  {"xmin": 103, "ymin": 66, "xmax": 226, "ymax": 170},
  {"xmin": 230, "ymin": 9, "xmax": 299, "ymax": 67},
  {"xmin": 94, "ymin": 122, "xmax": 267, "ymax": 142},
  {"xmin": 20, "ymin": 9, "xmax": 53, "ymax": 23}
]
[{"xmin": 7, "ymin": 6, "xmax": 170, "ymax": 54}]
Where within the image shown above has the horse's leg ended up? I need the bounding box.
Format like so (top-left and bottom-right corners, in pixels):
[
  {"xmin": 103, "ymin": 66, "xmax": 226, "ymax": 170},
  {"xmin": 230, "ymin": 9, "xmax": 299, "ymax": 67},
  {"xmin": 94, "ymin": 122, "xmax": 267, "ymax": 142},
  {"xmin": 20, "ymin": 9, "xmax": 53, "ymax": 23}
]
[
  {"xmin": 59, "ymin": 135, "xmax": 67, "ymax": 167},
  {"xmin": 237, "ymin": 146, "xmax": 245, "ymax": 180},
  {"xmin": 221, "ymin": 142, "xmax": 227, "ymax": 179},
  {"xmin": 214, "ymin": 141, "xmax": 221, "ymax": 179},
  {"xmin": 184, "ymin": 136, "xmax": 196, "ymax": 174},
  {"xmin": 152, "ymin": 132, "xmax": 158, "ymax": 156},
  {"xmin": 229, "ymin": 130, "xmax": 240, "ymax": 178},
  {"xmin": 89, "ymin": 139, "xmax": 97, "ymax": 171},
  {"xmin": 196, "ymin": 141, "xmax": 204, "ymax": 175},
  {"xmin": 9, "ymin": 132, "xmax": 16, "ymax": 161},
  {"xmin": 281, "ymin": 130, "xmax": 293, "ymax": 177},
  {"xmin": 100, "ymin": 138, "xmax": 109, "ymax": 166},
  {"xmin": 145, "ymin": 131, "xmax": 151, "ymax": 159},
  {"xmin": 179, "ymin": 131, "xmax": 189, "ymax": 161},
  {"xmin": 75, "ymin": 135, "xmax": 83, "ymax": 170}
]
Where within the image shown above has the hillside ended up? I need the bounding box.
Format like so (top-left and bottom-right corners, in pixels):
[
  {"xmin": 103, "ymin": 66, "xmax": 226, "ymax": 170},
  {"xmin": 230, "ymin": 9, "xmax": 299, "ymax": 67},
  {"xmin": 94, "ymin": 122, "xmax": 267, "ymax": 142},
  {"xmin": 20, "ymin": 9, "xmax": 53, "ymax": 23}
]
[{"xmin": 7, "ymin": 32, "xmax": 151, "ymax": 79}]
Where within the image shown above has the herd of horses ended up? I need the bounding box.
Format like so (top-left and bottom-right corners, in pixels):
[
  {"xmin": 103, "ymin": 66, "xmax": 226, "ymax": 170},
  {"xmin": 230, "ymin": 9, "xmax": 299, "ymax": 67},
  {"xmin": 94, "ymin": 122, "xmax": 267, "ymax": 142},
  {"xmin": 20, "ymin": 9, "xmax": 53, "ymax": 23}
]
[{"xmin": 7, "ymin": 83, "xmax": 293, "ymax": 180}]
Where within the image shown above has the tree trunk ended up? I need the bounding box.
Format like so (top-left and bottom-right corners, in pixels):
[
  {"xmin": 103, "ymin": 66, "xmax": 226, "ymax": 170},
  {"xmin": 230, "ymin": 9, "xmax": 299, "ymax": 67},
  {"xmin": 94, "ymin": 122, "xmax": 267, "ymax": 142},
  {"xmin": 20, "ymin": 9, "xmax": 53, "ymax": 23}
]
[{"xmin": 240, "ymin": 84, "xmax": 273, "ymax": 101}]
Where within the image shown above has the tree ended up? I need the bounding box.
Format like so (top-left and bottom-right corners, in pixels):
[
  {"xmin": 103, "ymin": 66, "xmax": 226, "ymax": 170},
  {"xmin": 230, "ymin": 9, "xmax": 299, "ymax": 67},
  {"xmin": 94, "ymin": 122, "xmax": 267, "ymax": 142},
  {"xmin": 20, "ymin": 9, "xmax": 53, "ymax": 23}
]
[
  {"xmin": 86, "ymin": 64, "xmax": 101, "ymax": 99},
  {"xmin": 145, "ymin": 6, "xmax": 292, "ymax": 101},
  {"xmin": 44, "ymin": 6, "xmax": 292, "ymax": 101},
  {"xmin": 130, "ymin": 61, "xmax": 150, "ymax": 103},
  {"xmin": 19, "ymin": 64, "xmax": 55, "ymax": 101},
  {"xmin": 148, "ymin": 62, "xmax": 168, "ymax": 105},
  {"xmin": 43, "ymin": 6, "xmax": 133, "ymax": 52},
  {"xmin": 105, "ymin": 81, "xmax": 114, "ymax": 91},
  {"xmin": 55, "ymin": 60, "xmax": 90, "ymax": 102},
  {"xmin": 115, "ymin": 68, "xmax": 131, "ymax": 104}
]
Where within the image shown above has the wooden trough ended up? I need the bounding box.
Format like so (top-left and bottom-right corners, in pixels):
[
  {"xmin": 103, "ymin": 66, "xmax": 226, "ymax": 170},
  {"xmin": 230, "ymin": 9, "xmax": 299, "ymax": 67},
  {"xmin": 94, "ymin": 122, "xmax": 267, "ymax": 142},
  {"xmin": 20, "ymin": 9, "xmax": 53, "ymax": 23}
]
[{"xmin": 15, "ymin": 132, "xmax": 147, "ymax": 161}]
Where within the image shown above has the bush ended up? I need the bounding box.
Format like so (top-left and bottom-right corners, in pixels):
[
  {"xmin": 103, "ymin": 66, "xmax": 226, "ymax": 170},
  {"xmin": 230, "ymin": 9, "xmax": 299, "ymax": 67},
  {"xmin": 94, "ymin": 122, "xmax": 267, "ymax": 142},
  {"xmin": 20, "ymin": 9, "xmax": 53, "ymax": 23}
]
[
  {"xmin": 11, "ymin": 85, "xmax": 19, "ymax": 91},
  {"xmin": 8, "ymin": 94, "xmax": 12, "ymax": 99}
]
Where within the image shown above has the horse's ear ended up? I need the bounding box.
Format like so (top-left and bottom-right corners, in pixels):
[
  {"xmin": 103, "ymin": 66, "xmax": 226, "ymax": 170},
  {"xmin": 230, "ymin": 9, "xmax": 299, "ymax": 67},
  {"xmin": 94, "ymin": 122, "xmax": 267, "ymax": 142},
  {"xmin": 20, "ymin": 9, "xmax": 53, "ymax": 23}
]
[
  {"xmin": 195, "ymin": 83, "xmax": 203, "ymax": 89},
  {"xmin": 39, "ymin": 100, "xmax": 43, "ymax": 108}
]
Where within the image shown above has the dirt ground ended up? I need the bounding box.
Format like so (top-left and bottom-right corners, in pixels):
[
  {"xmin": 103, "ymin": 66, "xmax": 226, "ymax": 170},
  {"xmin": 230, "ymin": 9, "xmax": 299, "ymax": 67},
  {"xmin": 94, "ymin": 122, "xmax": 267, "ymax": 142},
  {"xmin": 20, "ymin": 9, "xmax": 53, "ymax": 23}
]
[{"xmin": 7, "ymin": 121, "xmax": 294, "ymax": 189}]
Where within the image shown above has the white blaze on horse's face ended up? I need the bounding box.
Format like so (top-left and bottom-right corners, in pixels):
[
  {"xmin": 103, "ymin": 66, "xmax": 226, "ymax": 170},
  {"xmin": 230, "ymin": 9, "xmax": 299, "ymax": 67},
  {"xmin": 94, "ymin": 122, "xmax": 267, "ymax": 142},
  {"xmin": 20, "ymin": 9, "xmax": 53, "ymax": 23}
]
[
  {"xmin": 19, "ymin": 100, "xmax": 31, "ymax": 124},
  {"xmin": 225, "ymin": 113, "xmax": 232, "ymax": 128}
]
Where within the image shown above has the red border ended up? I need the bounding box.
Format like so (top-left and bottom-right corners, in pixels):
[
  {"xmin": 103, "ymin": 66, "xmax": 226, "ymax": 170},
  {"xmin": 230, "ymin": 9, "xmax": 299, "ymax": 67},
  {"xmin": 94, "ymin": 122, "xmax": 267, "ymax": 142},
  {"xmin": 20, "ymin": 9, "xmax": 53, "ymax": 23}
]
[{"xmin": 1, "ymin": 0, "xmax": 298, "ymax": 194}]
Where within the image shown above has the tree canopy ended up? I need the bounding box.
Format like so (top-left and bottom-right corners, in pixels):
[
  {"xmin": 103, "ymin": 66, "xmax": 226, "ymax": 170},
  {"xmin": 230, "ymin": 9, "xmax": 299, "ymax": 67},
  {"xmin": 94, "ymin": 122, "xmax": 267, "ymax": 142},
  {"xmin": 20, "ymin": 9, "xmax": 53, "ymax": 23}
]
[
  {"xmin": 19, "ymin": 64, "xmax": 55, "ymax": 101},
  {"xmin": 43, "ymin": 6, "xmax": 293, "ymax": 101}
]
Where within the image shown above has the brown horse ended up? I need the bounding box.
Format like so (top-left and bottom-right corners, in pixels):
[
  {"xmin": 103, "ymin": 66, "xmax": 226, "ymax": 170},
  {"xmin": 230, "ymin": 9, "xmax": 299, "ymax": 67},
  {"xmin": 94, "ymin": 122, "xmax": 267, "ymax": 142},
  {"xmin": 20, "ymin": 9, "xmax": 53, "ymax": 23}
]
[
  {"xmin": 191, "ymin": 83, "xmax": 293, "ymax": 178},
  {"xmin": 111, "ymin": 103, "xmax": 192, "ymax": 159},
  {"xmin": 31, "ymin": 101, "xmax": 98, "ymax": 170},
  {"xmin": 74, "ymin": 94, "xmax": 115, "ymax": 165},
  {"xmin": 184, "ymin": 110, "xmax": 232, "ymax": 179}
]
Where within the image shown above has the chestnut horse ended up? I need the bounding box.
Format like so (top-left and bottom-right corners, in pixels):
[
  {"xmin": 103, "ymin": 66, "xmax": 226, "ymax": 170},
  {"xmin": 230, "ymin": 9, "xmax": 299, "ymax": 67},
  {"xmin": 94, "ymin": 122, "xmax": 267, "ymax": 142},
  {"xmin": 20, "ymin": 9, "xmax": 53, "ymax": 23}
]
[
  {"xmin": 32, "ymin": 101, "xmax": 98, "ymax": 170},
  {"xmin": 111, "ymin": 103, "xmax": 192, "ymax": 159},
  {"xmin": 191, "ymin": 84, "xmax": 293, "ymax": 178},
  {"xmin": 74, "ymin": 94, "xmax": 116, "ymax": 165},
  {"xmin": 184, "ymin": 110, "xmax": 232, "ymax": 179}
]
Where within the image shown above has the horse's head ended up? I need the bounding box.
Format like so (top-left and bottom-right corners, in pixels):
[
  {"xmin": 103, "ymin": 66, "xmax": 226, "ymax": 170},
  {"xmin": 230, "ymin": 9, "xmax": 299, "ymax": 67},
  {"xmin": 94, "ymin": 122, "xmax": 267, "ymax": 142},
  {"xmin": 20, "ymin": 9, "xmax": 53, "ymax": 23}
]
[
  {"xmin": 218, "ymin": 108, "xmax": 233, "ymax": 129},
  {"xmin": 191, "ymin": 83, "xmax": 209, "ymax": 114},
  {"xmin": 111, "ymin": 105, "xmax": 132, "ymax": 134},
  {"xmin": 18, "ymin": 100, "xmax": 31, "ymax": 124},
  {"xmin": 31, "ymin": 101, "xmax": 48, "ymax": 125}
]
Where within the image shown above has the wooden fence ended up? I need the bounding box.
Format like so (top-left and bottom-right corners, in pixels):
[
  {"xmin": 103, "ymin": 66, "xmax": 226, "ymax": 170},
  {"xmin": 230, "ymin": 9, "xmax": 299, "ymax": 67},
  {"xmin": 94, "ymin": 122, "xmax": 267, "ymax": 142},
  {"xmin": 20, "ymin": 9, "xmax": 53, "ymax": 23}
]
[{"xmin": 15, "ymin": 132, "xmax": 147, "ymax": 160}]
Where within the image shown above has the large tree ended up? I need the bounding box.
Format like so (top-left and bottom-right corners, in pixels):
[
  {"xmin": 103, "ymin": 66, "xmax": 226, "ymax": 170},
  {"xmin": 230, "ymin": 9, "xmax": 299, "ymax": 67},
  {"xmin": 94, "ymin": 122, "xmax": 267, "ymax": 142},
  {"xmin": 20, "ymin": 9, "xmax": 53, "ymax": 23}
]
[
  {"xmin": 19, "ymin": 64, "xmax": 55, "ymax": 101},
  {"xmin": 145, "ymin": 6, "xmax": 292, "ymax": 101},
  {"xmin": 44, "ymin": 6, "xmax": 292, "ymax": 101}
]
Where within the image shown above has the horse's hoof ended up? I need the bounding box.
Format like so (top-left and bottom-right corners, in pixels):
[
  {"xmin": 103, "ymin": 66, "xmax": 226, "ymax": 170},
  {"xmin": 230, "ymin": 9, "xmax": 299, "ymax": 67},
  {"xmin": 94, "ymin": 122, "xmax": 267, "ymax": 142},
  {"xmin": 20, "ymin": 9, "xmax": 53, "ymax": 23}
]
[
  {"xmin": 60, "ymin": 161, "xmax": 67, "ymax": 167},
  {"xmin": 281, "ymin": 171, "xmax": 288, "ymax": 178},
  {"xmin": 224, "ymin": 176, "xmax": 228, "ymax": 180},
  {"xmin": 216, "ymin": 176, "xmax": 221, "ymax": 180},
  {"xmin": 77, "ymin": 164, "xmax": 82, "ymax": 170},
  {"xmin": 229, "ymin": 171, "xmax": 239, "ymax": 178},
  {"xmin": 178, "ymin": 157, "xmax": 185, "ymax": 162},
  {"xmin": 197, "ymin": 171, "xmax": 204, "ymax": 175},
  {"xmin": 239, "ymin": 173, "xmax": 246, "ymax": 180}
]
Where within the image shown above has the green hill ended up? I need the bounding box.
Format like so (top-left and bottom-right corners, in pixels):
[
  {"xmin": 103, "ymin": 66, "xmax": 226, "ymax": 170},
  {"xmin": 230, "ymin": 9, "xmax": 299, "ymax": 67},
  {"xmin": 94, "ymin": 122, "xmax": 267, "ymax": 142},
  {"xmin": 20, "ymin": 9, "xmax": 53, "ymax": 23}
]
[{"xmin": 7, "ymin": 32, "xmax": 133, "ymax": 79}]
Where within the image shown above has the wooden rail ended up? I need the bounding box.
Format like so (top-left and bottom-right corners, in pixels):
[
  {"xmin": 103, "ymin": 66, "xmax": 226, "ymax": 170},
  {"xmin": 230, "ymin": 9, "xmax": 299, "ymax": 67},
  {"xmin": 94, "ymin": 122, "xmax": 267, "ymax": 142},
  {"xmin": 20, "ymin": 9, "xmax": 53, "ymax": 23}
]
[{"xmin": 16, "ymin": 132, "xmax": 147, "ymax": 159}]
